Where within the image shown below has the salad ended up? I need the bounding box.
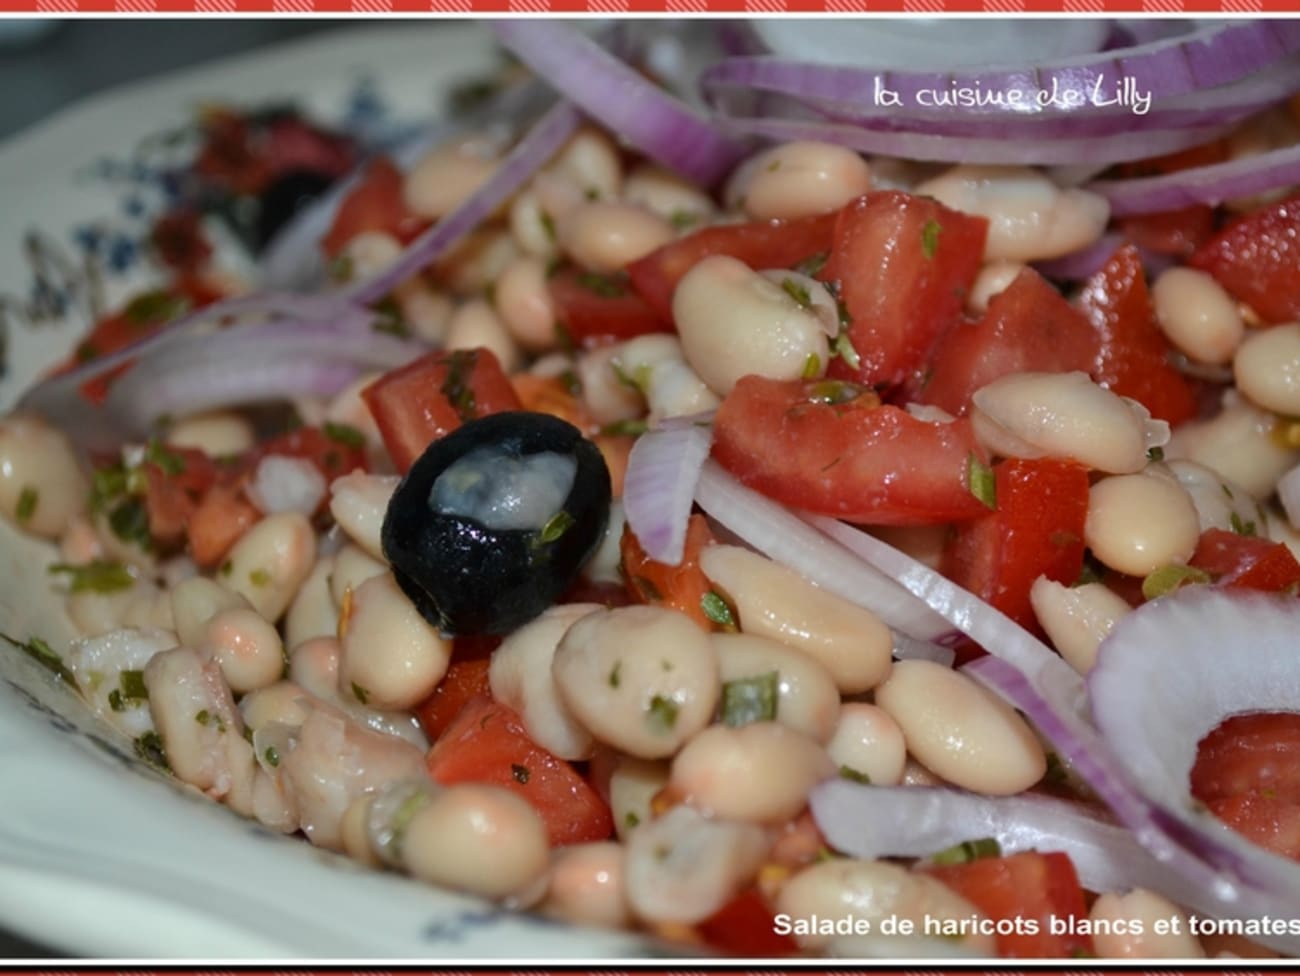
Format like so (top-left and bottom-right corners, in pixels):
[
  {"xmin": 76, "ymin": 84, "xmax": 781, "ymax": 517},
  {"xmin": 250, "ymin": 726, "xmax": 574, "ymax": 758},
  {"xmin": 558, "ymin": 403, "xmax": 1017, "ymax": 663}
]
[{"xmin": 4, "ymin": 18, "xmax": 1300, "ymax": 959}]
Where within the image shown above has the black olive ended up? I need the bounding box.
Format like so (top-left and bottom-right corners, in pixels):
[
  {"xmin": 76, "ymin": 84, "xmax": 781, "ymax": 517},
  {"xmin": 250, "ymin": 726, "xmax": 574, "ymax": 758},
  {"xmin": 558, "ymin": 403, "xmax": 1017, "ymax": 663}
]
[
  {"xmin": 382, "ymin": 411, "xmax": 612, "ymax": 636},
  {"xmin": 255, "ymin": 169, "xmax": 334, "ymax": 250}
]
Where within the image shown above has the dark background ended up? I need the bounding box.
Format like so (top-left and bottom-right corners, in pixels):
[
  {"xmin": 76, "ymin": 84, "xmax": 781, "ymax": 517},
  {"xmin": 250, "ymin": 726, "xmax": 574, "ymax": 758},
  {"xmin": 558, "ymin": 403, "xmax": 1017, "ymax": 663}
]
[{"xmin": 0, "ymin": 19, "xmax": 353, "ymax": 958}]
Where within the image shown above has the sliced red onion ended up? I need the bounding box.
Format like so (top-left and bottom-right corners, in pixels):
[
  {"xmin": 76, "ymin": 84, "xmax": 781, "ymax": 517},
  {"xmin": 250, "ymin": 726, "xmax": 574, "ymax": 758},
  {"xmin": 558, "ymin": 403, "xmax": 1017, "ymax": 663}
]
[
  {"xmin": 1088, "ymin": 141, "xmax": 1300, "ymax": 216},
  {"xmin": 622, "ymin": 421, "xmax": 713, "ymax": 566},
  {"xmin": 491, "ymin": 20, "xmax": 743, "ymax": 187},
  {"xmin": 1089, "ymin": 587, "xmax": 1300, "ymax": 899},
  {"xmin": 1033, "ymin": 232, "xmax": 1175, "ymax": 282},
  {"xmin": 1279, "ymin": 462, "xmax": 1300, "ymax": 529},
  {"xmin": 693, "ymin": 461, "xmax": 956, "ymax": 643},
  {"xmin": 891, "ymin": 633, "xmax": 957, "ymax": 668},
  {"xmin": 348, "ymin": 100, "xmax": 582, "ymax": 306}
]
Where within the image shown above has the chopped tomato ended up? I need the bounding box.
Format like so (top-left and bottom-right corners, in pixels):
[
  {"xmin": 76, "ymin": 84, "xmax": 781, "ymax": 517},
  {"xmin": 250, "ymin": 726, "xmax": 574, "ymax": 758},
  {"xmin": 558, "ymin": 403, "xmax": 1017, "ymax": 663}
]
[
  {"xmin": 361, "ymin": 347, "xmax": 522, "ymax": 472},
  {"xmin": 1191, "ymin": 712, "xmax": 1300, "ymax": 806},
  {"xmin": 1117, "ymin": 205, "xmax": 1215, "ymax": 259},
  {"xmin": 150, "ymin": 209, "xmax": 213, "ymax": 274},
  {"xmin": 188, "ymin": 484, "xmax": 260, "ymax": 568},
  {"xmin": 548, "ymin": 268, "xmax": 669, "ymax": 344},
  {"xmin": 619, "ymin": 514, "xmax": 719, "ymax": 630},
  {"xmin": 1205, "ymin": 793, "xmax": 1300, "ymax": 861},
  {"xmin": 1077, "ymin": 244, "xmax": 1197, "ymax": 425},
  {"xmin": 414, "ymin": 659, "xmax": 493, "ymax": 741},
  {"xmin": 594, "ymin": 432, "xmax": 634, "ymax": 499},
  {"xmin": 626, "ymin": 212, "xmax": 837, "ymax": 323},
  {"xmin": 426, "ymin": 697, "xmax": 613, "ymax": 847},
  {"xmin": 141, "ymin": 446, "xmax": 218, "ymax": 547},
  {"xmin": 714, "ymin": 375, "xmax": 991, "ymax": 525},
  {"xmin": 510, "ymin": 373, "xmax": 596, "ymax": 433},
  {"xmin": 915, "ymin": 269, "xmax": 1099, "ymax": 416},
  {"xmin": 1189, "ymin": 193, "xmax": 1300, "ymax": 324},
  {"xmin": 698, "ymin": 888, "xmax": 800, "ymax": 957},
  {"xmin": 941, "ymin": 458, "xmax": 1090, "ymax": 636},
  {"xmin": 250, "ymin": 425, "xmax": 369, "ymax": 482},
  {"xmin": 1190, "ymin": 528, "xmax": 1300, "ymax": 593},
  {"xmin": 823, "ymin": 191, "xmax": 987, "ymax": 390},
  {"xmin": 321, "ymin": 156, "xmax": 427, "ymax": 259},
  {"xmin": 925, "ymin": 851, "xmax": 1093, "ymax": 959}
]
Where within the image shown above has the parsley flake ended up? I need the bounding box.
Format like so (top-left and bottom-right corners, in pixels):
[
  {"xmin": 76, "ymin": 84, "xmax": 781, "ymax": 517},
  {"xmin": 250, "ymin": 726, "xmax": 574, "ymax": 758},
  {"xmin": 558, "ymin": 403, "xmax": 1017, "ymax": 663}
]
[
  {"xmin": 48, "ymin": 560, "xmax": 134, "ymax": 594},
  {"xmin": 323, "ymin": 421, "xmax": 366, "ymax": 448},
  {"xmin": 15, "ymin": 486, "xmax": 38, "ymax": 523},
  {"xmin": 700, "ymin": 591, "xmax": 737, "ymax": 630},
  {"xmin": 967, "ymin": 454, "xmax": 997, "ymax": 510},
  {"xmin": 720, "ymin": 671, "xmax": 779, "ymax": 727},
  {"xmin": 930, "ymin": 837, "xmax": 1001, "ymax": 866},
  {"xmin": 921, "ymin": 218, "xmax": 942, "ymax": 260},
  {"xmin": 838, "ymin": 765, "xmax": 871, "ymax": 785},
  {"xmin": 646, "ymin": 694, "xmax": 679, "ymax": 733},
  {"xmin": 1141, "ymin": 564, "xmax": 1211, "ymax": 601}
]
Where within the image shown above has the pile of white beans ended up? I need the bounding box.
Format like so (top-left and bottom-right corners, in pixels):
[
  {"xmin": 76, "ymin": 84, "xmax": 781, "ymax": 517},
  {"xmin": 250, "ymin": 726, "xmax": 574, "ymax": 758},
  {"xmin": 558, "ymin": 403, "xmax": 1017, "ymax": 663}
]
[{"xmin": 2, "ymin": 116, "xmax": 1299, "ymax": 959}]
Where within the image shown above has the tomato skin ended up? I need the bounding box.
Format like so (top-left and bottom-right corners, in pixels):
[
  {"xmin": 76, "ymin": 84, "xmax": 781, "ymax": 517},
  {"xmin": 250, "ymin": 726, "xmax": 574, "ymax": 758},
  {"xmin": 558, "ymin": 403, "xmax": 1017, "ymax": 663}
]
[
  {"xmin": 941, "ymin": 458, "xmax": 1090, "ymax": 634},
  {"xmin": 698, "ymin": 888, "xmax": 800, "ymax": 957},
  {"xmin": 619, "ymin": 514, "xmax": 719, "ymax": 630},
  {"xmin": 1190, "ymin": 528, "xmax": 1300, "ymax": 593},
  {"xmin": 321, "ymin": 156, "xmax": 427, "ymax": 259},
  {"xmin": 1117, "ymin": 205, "xmax": 1215, "ymax": 259},
  {"xmin": 414, "ymin": 658, "xmax": 493, "ymax": 741},
  {"xmin": 824, "ymin": 191, "xmax": 987, "ymax": 391},
  {"xmin": 188, "ymin": 484, "xmax": 260, "ymax": 568},
  {"xmin": 361, "ymin": 347, "xmax": 523, "ymax": 473},
  {"xmin": 425, "ymin": 697, "xmax": 614, "ymax": 847},
  {"xmin": 248, "ymin": 426, "xmax": 369, "ymax": 482},
  {"xmin": 548, "ymin": 268, "xmax": 669, "ymax": 344},
  {"xmin": 142, "ymin": 447, "xmax": 218, "ymax": 546},
  {"xmin": 713, "ymin": 375, "xmax": 990, "ymax": 526},
  {"xmin": 1077, "ymin": 244, "xmax": 1197, "ymax": 426},
  {"xmin": 626, "ymin": 212, "xmax": 837, "ymax": 323},
  {"xmin": 925, "ymin": 851, "xmax": 1093, "ymax": 959},
  {"xmin": 1205, "ymin": 793, "xmax": 1300, "ymax": 861},
  {"xmin": 1189, "ymin": 193, "xmax": 1300, "ymax": 324},
  {"xmin": 915, "ymin": 269, "xmax": 1099, "ymax": 416}
]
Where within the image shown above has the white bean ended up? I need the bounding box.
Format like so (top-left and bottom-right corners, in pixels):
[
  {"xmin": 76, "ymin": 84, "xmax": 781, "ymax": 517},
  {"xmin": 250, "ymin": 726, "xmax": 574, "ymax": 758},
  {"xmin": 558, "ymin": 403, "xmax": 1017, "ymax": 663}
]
[
  {"xmin": 623, "ymin": 163, "xmax": 716, "ymax": 226},
  {"xmin": 329, "ymin": 472, "xmax": 397, "ymax": 562},
  {"xmin": 558, "ymin": 201, "xmax": 674, "ymax": 273},
  {"xmin": 403, "ymin": 135, "xmax": 498, "ymax": 220},
  {"xmin": 971, "ymin": 370, "xmax": 1157, "ymax": 474},
  {"xmin": 1234, "ymin": 323, "xmax": 1300, "ymax": 417},
  {"xmin": 495, "ymin": 255, "xmax": 558, "ymax": 352},
  {"xmin": 670, "ymin": 722, "xmax": 834, "ymax": 824},
  {"xmin": 582, "ymin": 499, "xmax": 626, "ymax": 586},
  {"xmin": 165, "ymin": 410, "xmax": 255, "ymax": 458},
  {"xmin": 915, "ymin": 164, "xmax": 1109, "ymax": 263},
  {"xmin": 438, "ymin": 228, "xmax": 519, "ymax": 297},
  {"xmin": 610, "ymin": 334, "xmax": 719, "ymax": 424},
  {"xmin": 552, "ymin": 605, "xmax": 720, "ymax": 759},
  {"xmin": 220, "ymin": 512, "xmax": 315, "ymax": 622},
  {"xmin": 736, "ymin": 141, "xmax": 872, "ymax": 220},
  {"xmin": 1153, "ymin": 460, "xmax": 1265, "ymax": 536},
  {"xmin": 875, "ymin": 659, "xmax": 1046, "ymax": 795},
  {"xmin": 1166, "ymin": 390, "xmax": 1300, "ymax": 499},
  {"xmin": 203, "ymin": 606, "xmax": 285, "ymax": 694},
  {"xmin": 1151, "ymin": 267, "xmax": 1245, "ymax": 366},
  {"xmin": 0, "ymin": 414, "xmax": 89, "ymax": 539},
  {"xmin": 825, "ymin": 703, "xmax": 907, "ymax": 786},
  {"xmin": 700, "ymin": 544, "xmax": 892, "ymax": 694},
  {"xmin": 400, "ymin": 783, "xmax": 550, "ymax": 901},
  {"xmin": 122, "ymin": 587, "xmax": 176, "ymax": 633},
  {"xmin": 509, "ymin": 188, "xmax": 559, "ymax": 260},
  {"xmin": 170, "ymin": 576, "xmax": 252, "ymax": 650},
  {"xmin": 339, "ymin": 793, "xmax": 383, "ymax": 868},
  {"xmin": 490, "ymin": 603, "xmax": 603, "ymax": 760},
  {"xmin": 1089, "ymin": 889, "xmax": 1204, "ymax": 959},
  {"xmin": 966, "ymin": 261, "xmax": 1025, "ymax": 314},
  {"xmin": 575, "ymin": 344, "xmax": 644, "ymax": 426},
  {"xmin": 339, "ymin": 571, "xmax": 451, "ymax": 711},
  {"xmin": 608, "ymin": 755, "xmax": 670, "ymax": 840},
  {"xmin": 339, "ymin": 230, "xmax": 402, "ymax": 279},
  {"xmin": 284, "ymin": 555, "xmax": 338, "ymax": 651},
  {"xmin": 239, "ymin": 680, "xmax": 314, "ymax": 732},
  {"xmin": 444, "ymin": 298, "xmax": 520, "ymax": 374},
  {"xmin": 65, "ymin": 626, "xmax": 177, "ymax": 737},
  {"xmin": 673, "ymin": 255, "xmax": 830, "ymax": 397},
  {"xmin": 624, "ymin": 804, "xmax": 767, "ymax": 925},
  {"xmin": 66, "ymin": 576, "xmax": 152, "ymax": 638},
  {"xmin": 322, "ymin": 372, "xmax": 385, "ymax": 456},
  {"xmin": 548, "ymin": 127, "xmax": 623, "ymax": 203},
  {"xmin": 59, "ymin": 514, "xmax": 102, "ymax": 566},
  {"xmin": 713, "ymin": 633, "xmax": 840, "ymax": 743},
  {"xmin": 329, "ymin": 544, "xmax": 387, "ymax": 607},
  {"xmin": 1030, "ymin": 578, "xmax": 1132, "ymax": 676},
  {"xmin": 245, "ymin": 456, "xmax": 326, "ymax": 517},
  {"xmin": 1084, "ymin": 473, "xmax": 1200, "ymax": 577},
  {"xmin": 542, "ymin": 841, "xmax": 631, "ymax": 929}
]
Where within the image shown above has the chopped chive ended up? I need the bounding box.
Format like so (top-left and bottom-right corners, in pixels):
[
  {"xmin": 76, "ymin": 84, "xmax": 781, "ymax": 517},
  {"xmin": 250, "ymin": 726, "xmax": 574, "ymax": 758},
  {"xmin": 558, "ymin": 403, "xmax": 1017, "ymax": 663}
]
[
  {"xmin": 720, "ymin": 671, "xmax": 779, "ymax": 728},
  {"xmin": 930, "ymin": 837, "xmax": 1001, "ymax": 866},
  {"xmin": 1229, "ymin": 511, "xmax": 1257, "ymax": 537},
  {"xmin": 1141, "ymin": 564, "xmax": 1211, "ymax": 601},
  {"xmin": 921, "ymin": 218, "xmax": 942, "ymax": 260},
  {"xmin": 967, "ymin": 455, "xmax": 997, "ymax": 509},
  {"xmin": 15, "ymin": 486, "xmax": 38, "ymax": 523},
  {"xmin": 832, "ymin": 332, "xmax": 861, "ymax": 371},
  {"xmin": 575, "ymin": 271, "xmax": 625, "ymax": 299},
  {"xmin": 781, "ymin": 277, "xmax": 812, "ymax": 308},
  {"xmin": 600, "ymin": 419, "xmax": 649, "ymax": 438},
  {"xmin": 700, "ymin": 590, "xmax": 737, "ymax": 631},
  {"xmin": 536, "ymin": 510, "xmax": 575, "ymax": 546},
  {"xmin": 794, "ymin": 251, "xmax": 829, "ymax": 277},
  {"xmin": 838, "ymin": 765, "xmax": 871, "ymax": 785},
  {"xmin": 48, "ymin": 560, "xmax": 134, "ymax": 594},
  {"xmin": 801, "ymin": 352, "xmax": 822, "ymax": 381}
]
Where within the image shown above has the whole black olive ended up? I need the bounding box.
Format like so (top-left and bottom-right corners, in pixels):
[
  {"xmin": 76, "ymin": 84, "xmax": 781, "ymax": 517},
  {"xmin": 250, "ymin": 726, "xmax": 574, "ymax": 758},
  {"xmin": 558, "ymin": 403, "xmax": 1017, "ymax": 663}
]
[
  {"xmin": 255, "ymin": 169, "xmax": 334, "ymax": 250},
  {"xmin": 382, "ymin": 411, "xmax": 612, "ymax": 636}
]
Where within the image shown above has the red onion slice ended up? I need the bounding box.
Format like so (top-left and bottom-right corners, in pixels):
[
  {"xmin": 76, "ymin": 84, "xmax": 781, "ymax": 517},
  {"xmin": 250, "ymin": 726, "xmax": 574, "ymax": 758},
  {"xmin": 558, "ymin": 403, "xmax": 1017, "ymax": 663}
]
[
  {"xmin": 622, "ymin": 421, "xmax": 713, "ymax": 566},
  {"xmin": 1089, "ymin": 587, "xmax": 1300, "ymax": 899},
  {"xmin": 491, "ymin": 20, "xmax": 743, "ymax": 187},
  {"xmin": 693, "ymin": 461, "xmax": 956, "ymax": 643}
]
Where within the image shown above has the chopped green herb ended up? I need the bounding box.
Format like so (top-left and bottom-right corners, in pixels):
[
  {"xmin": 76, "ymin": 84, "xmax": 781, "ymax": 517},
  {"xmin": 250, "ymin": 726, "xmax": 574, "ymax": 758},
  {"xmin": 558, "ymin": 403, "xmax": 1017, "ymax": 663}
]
[
  {"xmin": 1221, "ymin": 482, "xmax": 1235, "ymax": 500},
  {"xmin": 576, "ymin": 272, "xmax": 626, "ymax": 299},
  {"xmin": 921, "ymin": 218, "xmax": 942, "ymax": 260},
  {"xmin": 609, "ymin": 662, "xmax": 622, "ymax": 689},
  {"xmin": 2, "ymin": 632, "xmax": 77, "ymax": 688},
  {"xmin": 264, "ymin": 746, "xmax": 280, "ymax": 767},
  {"xmin": 371, "ymin": 312, "xmax": 411, "ymax": 338},
  {"xmin": 511, "ymin": 763, "xmax": 531, "ymax": 784},
  {"xmin": 76, "ymin": 341, "xmax": 99, "ymax": 363},
  {"xmin": 48, "ymin": 560, "xmax": 134, "ymax": 594},
  {"xmin": 90, "ymin": 463, "xmax": 130, "ymax": 514},
  {"xmin": 539, "ymin": 210, "xmax": 557, "ymax": 243},
  {"xmin": 134, "ymin": 730, "xmax": 169, "ymax": 771},
  {"xmin": 1146, "ymin": 446, "xmax": 1165, "ymax": 462},
  {"xmin": 440, "ymin": 349, "xmax": 479, "ymax": 421},
  {"xmin": 720, "ymin": 671, "xmax": 779, "ymax": 727},
  {"xmin": 248, "ymin": 568, "xmax": 272, "ymax": 588},
  {"xmin": 1141, "ymin": 563, "xmax": 1211, "ymax": 601},
  {"xmin": 700, "ymin": 591, "xmax": 737, "ymax": 631},
  {"xmin": 195, "ymin": 709, "xmax": 227, "ymax": 733},
  {"xmin": 794, "ymin": 251, "xmax": 829, "ymax": 278},
  {"xmin": 1044, "ymin": 751, "xmax": 1068, "ymax": 786},
  {"xmin": 536, "ymin": 510, "xmax": 575, "ymax": 546},
  {"xmin": 328, "ymin": 254, "xmax": 356, "ymax": 283},
  {"xmin": 124, "ymin": 289, "xmax": 189, "ymax": 327},
  {"xmin": 382, "ymin": 788, "xmax": 431, "ymax": 861},
  {"xmin": 584, "ymin": 186, "xmax": 600, "ymax": 201},
  {"xmin": 558, "ymin": 369, "xmax": 582, "ymax": 396},
  {"xmin": 144, "ymin": 438, "xmax": 186, "ymax": 476},
  {"xmin": 107, "ymin": 498, "xmax": 152, "ymax": 550},
  {"xmin": 1229, "ymin": 511, "xmax": 1257, "ymax": 537},
  {"xmin": 832, "ymin": 332, "xmax": 861, "ymax": 372},
  {"xmin": 600, "ymin": 419, "xmax": 649, "ymax": 438},
  {"xmin": 1073, "ymin": 555, "xmax": 1105, "ymax": 587},
  {"xmin": 766, "ymin": 158, "xmax": 782, "ymax": 172},
  {"xmin": 646, "ymin": 694, "xmax": 679, "ymax": 733},
  {"xmin": 806, "ymin": 379, "xmax": 865, "ymax": 406},
  {"xmin": 15, "ymin": 486, "xmax": 37, "ymax": 523},
  {"xmin": 119, "ymin": 669, "xmax": 148, "ymax": 701},
  {"xmin": 967, "ymin": 455, "xmax": 997, "ymax": 510},
  {"xmin": 624, "ymin": 811, "xmax": 641, "ymax": 830},
  {"xmin": 351, "ymin": 682, "xmax": 370, "ymax": 705},
  {"xmin": 323, "ymin": 421, "xmax": 366, "ymax": 448},
  {"xmin": 220, "ymin": 559, "xmax": 233, "ymax": 578},
  {"xmin": 611, "ymin": 358, "xmax": 650, "ymax": 394},
  {"xmin": 668, "ymin": 209, "xmax": 698, "ymax": 231},
  {"xmin": 801, "ymin": 353, "xmax": 821, "ymax": 381},
  {"xmin": 838, "ymin": 765, "xmax": 871, "ymax": 785},
  {"xmin": 781, "ymin": 277, "xmax": 812, "ymax": 308},
  {"xmin": 930, "ymin": 836, "xmax": 1001, "ymax": 866}
]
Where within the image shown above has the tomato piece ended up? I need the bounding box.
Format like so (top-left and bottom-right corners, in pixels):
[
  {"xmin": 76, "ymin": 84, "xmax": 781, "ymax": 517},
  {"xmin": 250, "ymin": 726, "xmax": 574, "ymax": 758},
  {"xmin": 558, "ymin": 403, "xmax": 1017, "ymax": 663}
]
[
  {"xmin": 619, "ymin": 514, "xmax": 720, "ymax": 630},
  {"xmin": 1189, "ymin": 193, "xmax": 1300, "ymax": 324},
  {"xmin": 925, "ymin": 851, "xmax": 1093, "ymax": 959},
  {"xmin": 1190, "ymin": 528, "xmax": 1300, "ymax": 593},
  {"xmin": 415, "ymin": 658, "xmax": 493, "ymax": 741},
  {"xmin": 321, "ymin": 156, "xmax": 427, "ymax": 259},
  {"xmin": 1206, "ymin": 793, "xmax": 1300, "ymax": 861},
  {"xmin": 714, "ymin": 375, "xmax": 990, "ymax": 525},
  {"xmin": 150, "ymin": 209, "xmax": 214, "ymax": 274},
  {"xmin": 142, "ymin": 446, "xmax": 218, "ymax": 547},
  {"xmin": 823, "ymin": 191, "xmax": 987, "ymax": 390},
  {"xmin": 510, "ymin": 373, "xmax": 596, "ymax": 433},
  {"xmin": 361, "ymin": 347, "xmax": 522, "ymax": 473},
  {"xmin": 426, "ymin": 697, "xmax": 614, "ymax": 847},
  {"xmin": 626, "ymin": 212, "xmax": 838, "ymax": 323},
  {"xmin": 1077, "ymin": 244, "xmax": 1197, "ymax": 425},
  {"xmin": 250, "ymin": 425, "xmax": 369, "ymax": 482},
  {"xmin": 698, "ymin": 887, "xmax": 800, "ymax": 957},
  {"xmin": 941, "ymin": 458, "xmax": 1090, "ymax": 635},
  {"xmin": 188, "ymin": 484, "xmax": 260, "ymax": 568},
  {"xmin": 915, "ymin": 269, "xmax": 1099, "ymax": 416},
  {"xmin": 1191, "ymin": 712, "xmax": 1300, "ymax": 806},
  {"xmin": 548, "ymin": 268, "xmax": 669, "ymax": 344},
  {"xmin": 1117, "ymin": 205, "xmax": 1215, "ymax": 259}
]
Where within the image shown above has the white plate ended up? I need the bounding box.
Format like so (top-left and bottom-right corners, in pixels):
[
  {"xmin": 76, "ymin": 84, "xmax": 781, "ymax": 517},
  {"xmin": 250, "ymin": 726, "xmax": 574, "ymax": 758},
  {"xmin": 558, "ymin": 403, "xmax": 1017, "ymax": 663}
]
[{"xmin": 0, "ymin": 24, "xmax": 664, "ymax": 960}]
